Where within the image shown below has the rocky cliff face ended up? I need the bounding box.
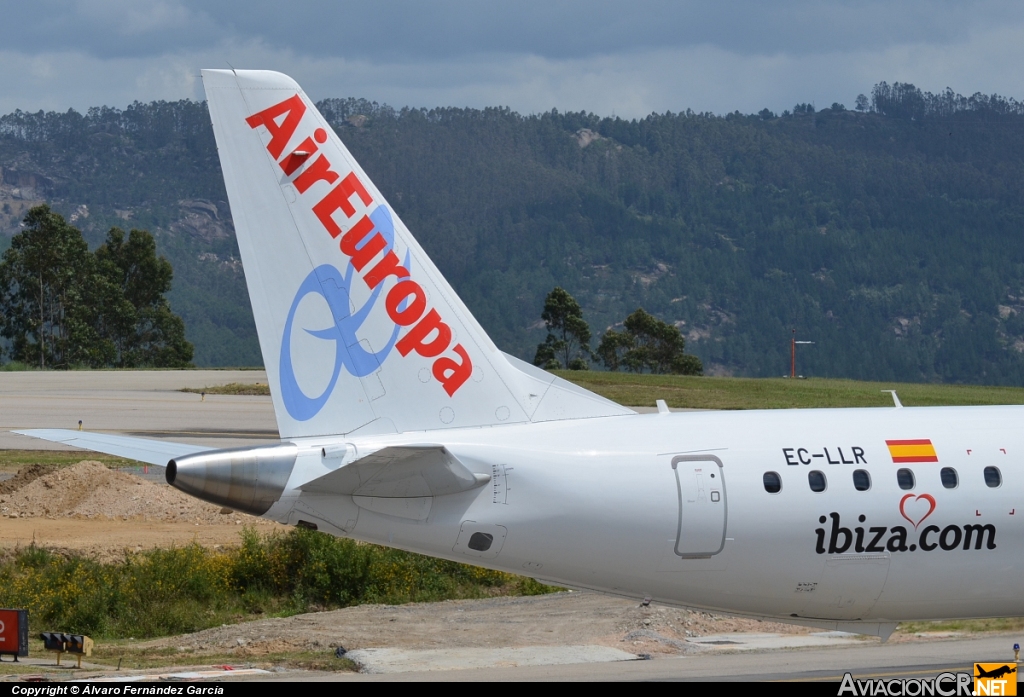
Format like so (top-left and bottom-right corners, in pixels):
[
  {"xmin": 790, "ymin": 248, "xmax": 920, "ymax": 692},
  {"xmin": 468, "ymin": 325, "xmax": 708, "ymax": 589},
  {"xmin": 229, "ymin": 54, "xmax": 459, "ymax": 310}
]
[
  {"xmin": 169, "ymin": 199, "xmax": 234, "ymax": 241},
  {"xmin": 0, "ymin": 167, "xmax": 49, "ymax": 235}
]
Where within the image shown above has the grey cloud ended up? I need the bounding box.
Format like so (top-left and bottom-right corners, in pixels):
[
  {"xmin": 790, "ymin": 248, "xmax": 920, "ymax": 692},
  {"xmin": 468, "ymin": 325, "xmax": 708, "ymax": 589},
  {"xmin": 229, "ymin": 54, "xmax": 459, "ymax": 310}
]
[
  {"xmin": 4, "ymin": 18, "xmax": 1024, "ymax": 120},
  {"xmin": 265, "ymin": 0, "xmax": 1016, "ymax": 60},
  {"xmin": 0, "ymin": 0, "xmax": 222, "ymax": 58},
  {"xmin": 2, "ymin": 0, "xmax": 1021, "ymax": 62},
  {"xmin": 2, "ymin": 1, "xmax": 1024, "ymax": 120}
]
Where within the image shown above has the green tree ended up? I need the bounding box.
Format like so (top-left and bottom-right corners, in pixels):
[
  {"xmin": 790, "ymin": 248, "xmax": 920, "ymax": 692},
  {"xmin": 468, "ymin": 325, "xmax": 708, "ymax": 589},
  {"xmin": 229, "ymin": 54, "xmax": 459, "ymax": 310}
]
[
  {"xmin": 594, "ymin": 328, "xmax": 634, "ymax": 372},
  {"xmin": 597, "ymin": 308, "xmax": 702, "ymax": 375},
  {"xmin": 0, "ymin": 205, "xmax": 98, "ymax": 367},
  {"xmin": 0, "ymin": 207, "xmax": 193, "ymax": 369},
  {"xmin": 95, "ymin": 228, "xmax": 193, "ymax": 368},
  {"xmin": 532, "ymin": 287, "xmax": 591, "ymax": 370}
]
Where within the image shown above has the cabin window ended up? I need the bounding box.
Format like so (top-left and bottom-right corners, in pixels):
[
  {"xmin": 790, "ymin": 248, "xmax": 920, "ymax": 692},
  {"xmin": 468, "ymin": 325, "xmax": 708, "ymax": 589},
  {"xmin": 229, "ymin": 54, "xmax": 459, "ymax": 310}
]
[
  {"xmin": 897, "ymin": 468, "xmax": 915, "ymax": 490},
  {"xmin": 852, "ymin": 469, "xmax": 871, "ymax": 491},
  {"xmin": 763, "ymin": 472, "xmax": 782, "ymax": 493},
  {"xmin": 940, "ymin": 467, "xmax": 958, "ymax": 489},
  {"xmin": 808, "ymin": 470, "xmax": 827, "ymax": 492},
  {"xmin": 984, "ymin": 466, "xmax": 1002, "ymax": 488}
]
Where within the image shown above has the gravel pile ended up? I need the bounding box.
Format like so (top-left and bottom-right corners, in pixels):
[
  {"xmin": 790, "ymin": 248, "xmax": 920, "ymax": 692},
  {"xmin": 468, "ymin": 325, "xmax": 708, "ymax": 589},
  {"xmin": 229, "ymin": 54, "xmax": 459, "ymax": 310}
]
[
  {"xmin": 0, "ymin": 464, "xmax": 58, "ymax": 495},
  {"xmin": 0, "ymin": 460, "xmax": 270, "ymax": 524}
]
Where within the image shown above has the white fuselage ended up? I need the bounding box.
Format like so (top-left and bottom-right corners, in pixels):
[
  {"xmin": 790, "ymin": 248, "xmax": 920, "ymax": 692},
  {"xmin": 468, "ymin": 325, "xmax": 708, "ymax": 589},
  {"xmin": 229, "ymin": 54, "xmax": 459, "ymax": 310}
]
[{"xmin": 266, "ymin": 405, "xmax": 1024, "ymax": 625}]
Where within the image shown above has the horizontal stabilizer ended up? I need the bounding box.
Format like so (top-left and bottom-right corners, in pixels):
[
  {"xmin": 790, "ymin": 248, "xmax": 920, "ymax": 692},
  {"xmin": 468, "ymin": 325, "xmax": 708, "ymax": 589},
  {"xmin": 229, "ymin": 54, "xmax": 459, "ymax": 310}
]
[
  {"xmin": 12, "ymin": 429, "xmax": 211, "ymax": 466},
  {"xmin": 300, "ymin": 445, "xmax": 489, "ymax": 498}
]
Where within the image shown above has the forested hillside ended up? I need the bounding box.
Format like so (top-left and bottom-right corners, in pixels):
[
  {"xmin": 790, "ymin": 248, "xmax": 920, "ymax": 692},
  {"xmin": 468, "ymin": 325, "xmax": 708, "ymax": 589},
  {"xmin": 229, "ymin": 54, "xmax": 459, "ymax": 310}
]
[{"xmin": 2, "ymin": 82, "xmax": 1024, "ymax": 383}]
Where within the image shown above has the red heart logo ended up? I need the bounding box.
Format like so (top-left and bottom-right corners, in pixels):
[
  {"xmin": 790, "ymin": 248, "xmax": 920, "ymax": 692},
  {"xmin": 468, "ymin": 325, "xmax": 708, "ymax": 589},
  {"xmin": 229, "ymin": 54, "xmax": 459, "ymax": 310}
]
[{"xmin": 899, "ymin": 493, "xmax": 936, "ymax": 529}]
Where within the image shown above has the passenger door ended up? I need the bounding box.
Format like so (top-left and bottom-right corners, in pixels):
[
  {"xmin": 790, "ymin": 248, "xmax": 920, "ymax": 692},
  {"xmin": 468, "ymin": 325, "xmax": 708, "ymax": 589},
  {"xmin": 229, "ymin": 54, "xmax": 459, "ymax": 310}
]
[{"xmin": 671, "ymin": 455, "xmax": 727, "ymax": 558}]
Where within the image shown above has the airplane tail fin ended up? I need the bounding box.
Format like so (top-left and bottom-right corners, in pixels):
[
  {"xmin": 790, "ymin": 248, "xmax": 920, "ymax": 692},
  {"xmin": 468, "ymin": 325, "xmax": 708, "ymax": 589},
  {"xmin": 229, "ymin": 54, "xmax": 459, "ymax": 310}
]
[{"xmin": 202, "ymin": 70, "xmax": 632, "ymax": 438}]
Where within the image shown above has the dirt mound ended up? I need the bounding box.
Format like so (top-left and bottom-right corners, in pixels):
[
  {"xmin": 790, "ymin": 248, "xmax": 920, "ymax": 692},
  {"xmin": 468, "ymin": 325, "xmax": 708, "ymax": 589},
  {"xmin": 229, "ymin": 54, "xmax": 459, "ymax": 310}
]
[
  {"xmin": 0, "ymin": 460, "xmax": 271, "ymax": 525},
  {"xmin": 0, "ymin": 464, "xmax": 58, "ymax": 495}
]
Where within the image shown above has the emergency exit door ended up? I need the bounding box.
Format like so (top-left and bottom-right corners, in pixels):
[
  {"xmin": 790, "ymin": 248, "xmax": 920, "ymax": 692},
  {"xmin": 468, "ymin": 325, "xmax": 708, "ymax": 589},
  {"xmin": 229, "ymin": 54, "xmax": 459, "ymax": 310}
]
[{"xmin": 672, "ymin": 454, "xmax": 727, "ymax": 558}]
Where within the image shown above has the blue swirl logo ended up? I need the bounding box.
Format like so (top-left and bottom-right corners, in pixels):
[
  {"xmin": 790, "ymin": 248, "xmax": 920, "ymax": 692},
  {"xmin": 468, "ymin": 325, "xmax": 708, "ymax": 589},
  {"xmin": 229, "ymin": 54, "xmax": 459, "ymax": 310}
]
[{"xmin": 280, "ymin": 206, "xmax": 407, "ymax": 421}]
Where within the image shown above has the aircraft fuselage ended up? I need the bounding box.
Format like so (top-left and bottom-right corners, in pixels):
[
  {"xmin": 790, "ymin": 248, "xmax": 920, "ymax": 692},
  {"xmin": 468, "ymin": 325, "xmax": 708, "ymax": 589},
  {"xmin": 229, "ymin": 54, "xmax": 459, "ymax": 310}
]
[{"xmin": 272, "ymin": 405, "xmax": 1023, "ymax": 626}]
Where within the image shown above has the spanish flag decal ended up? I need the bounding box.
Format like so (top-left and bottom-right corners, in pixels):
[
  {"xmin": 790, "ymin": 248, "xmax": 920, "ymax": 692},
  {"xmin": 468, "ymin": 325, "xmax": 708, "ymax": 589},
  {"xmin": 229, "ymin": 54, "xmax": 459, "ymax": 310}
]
[{"xmin": 886, "ymin": 439, "xmax": 938, "ymax": 463}]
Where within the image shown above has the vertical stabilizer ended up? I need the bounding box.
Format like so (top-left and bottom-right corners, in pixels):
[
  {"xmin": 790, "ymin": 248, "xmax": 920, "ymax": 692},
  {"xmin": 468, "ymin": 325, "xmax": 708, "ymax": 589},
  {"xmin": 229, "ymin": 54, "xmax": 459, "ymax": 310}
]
[{"xmin": 202, "ymin": 69, "xmax": 632, "ymax": 438}]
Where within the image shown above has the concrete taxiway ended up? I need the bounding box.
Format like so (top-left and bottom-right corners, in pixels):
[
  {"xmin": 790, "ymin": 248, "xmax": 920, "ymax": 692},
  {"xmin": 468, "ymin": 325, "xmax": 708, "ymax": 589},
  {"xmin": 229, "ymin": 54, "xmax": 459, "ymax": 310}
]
[
  {"xmin": 0, "ymin": 370, "xmax": 686, "ymax": 453},
  {"xmin": 260, "ymin": 634, "xmax": 1022, "ymax": 682},
  {"xmin": 0, "ymin": 369, "xmax": 277, "ymax": 451}
]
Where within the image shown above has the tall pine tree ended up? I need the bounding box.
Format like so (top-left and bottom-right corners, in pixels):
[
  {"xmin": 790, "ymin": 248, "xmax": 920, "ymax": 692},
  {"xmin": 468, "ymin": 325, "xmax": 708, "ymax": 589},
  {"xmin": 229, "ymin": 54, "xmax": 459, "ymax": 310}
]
[{"xmin": 0, "ymin": 206, "xmax": 193, "ymax": 368}]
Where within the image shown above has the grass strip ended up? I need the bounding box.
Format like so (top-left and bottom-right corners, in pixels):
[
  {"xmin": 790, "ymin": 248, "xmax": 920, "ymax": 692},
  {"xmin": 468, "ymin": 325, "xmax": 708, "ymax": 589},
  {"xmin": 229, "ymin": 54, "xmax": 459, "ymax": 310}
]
[
  {"xmin": 179, "ymin": 373, "xmax": 1024, "ymax": 409},
  {"xmin": 180, "ymin": 383, "xmax": 271, "ymax": 396},
  {"xmin": 554, "ymin": 371, "xmax": 1024, "ymax": 410}
]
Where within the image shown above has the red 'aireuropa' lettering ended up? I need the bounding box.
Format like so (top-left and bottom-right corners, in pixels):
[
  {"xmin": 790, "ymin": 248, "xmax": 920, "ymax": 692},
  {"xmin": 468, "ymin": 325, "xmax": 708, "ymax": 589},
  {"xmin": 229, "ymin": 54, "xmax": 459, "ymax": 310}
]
[
  {"xmin": 313, "ymin": 172, "xmax": 373, "ymax": 236},
  {"xmin": 246, "ymin": 94, "xmax": 473, "ymax": 398},
  {"xmin": 386, "ymin": 281, "xmax": 427, "ymax": 325},
  {"xmin": 433, "ymin": 344, "xmax": 472, "ymax": 396},
  {"xmin": 338, "ymin": 215, "xmax": 386, "ymax": 271},
  {"xmin": 244, "ymin": 95, "xmax": 306, "ymax": 160},
  {"xmin": 396, "ymin": 309, "xmax": 452, "ymax": 359},
  {"xmin": 293, "ymin": 155, "xmax": 339, "ymax": 194}
]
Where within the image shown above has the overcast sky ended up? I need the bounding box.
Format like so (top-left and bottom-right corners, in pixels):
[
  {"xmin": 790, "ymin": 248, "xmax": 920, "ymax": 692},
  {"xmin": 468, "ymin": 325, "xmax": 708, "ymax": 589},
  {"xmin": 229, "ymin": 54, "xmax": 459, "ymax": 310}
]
[{"xmin": 2, "ymin": 1, "xmax": 1024, "ymax": 118}]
